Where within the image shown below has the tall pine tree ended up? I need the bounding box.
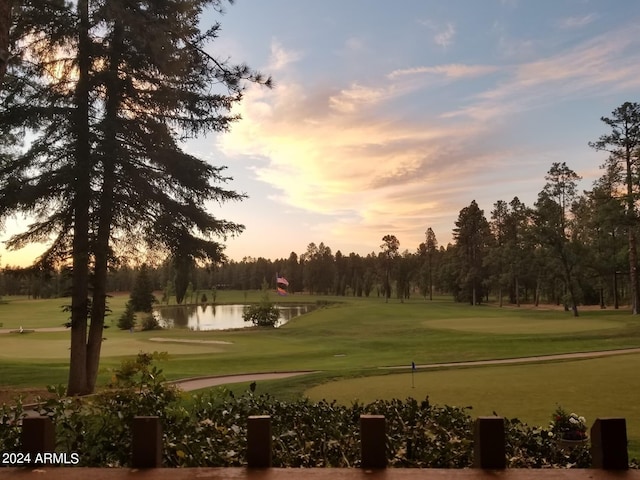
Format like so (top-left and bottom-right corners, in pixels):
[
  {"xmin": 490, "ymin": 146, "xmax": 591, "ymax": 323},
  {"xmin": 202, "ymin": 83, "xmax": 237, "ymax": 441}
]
[
  {"xmin": 533, "ymin": 162, "xmax": 582, "ymax": 317},
  {"xmin": 589, "ymin": 102, "xmax": 640, "ymax": 314},
  {"xmin": 453, "ymin": 200, "xmax": 492, "ymax": 305},
  {"xmin": 0, "ymin": 0, "xmax": 271, "ymax": 394}
]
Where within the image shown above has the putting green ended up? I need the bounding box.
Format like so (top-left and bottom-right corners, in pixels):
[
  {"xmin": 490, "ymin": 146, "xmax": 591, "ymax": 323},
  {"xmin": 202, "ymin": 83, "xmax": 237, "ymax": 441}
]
[
  {"xmin": 0, "ymin": 332, "xmax": 230, "ymax": 359},
  {"xmin": 422, "ymin": 316, "xmax": 623, "ymax": 334}
]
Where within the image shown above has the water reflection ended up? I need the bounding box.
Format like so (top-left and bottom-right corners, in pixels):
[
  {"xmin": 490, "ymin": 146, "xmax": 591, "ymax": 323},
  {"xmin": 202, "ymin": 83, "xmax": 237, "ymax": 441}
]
[{"xmin": 154, "ymin": 304, "xmax": 315, "ymax": 331}]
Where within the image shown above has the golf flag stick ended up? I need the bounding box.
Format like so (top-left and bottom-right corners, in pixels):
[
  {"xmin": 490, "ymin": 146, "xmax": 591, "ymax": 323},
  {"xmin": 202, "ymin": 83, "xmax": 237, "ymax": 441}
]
[{"xmin": 411, "ymin": 361, "xmax": 416, "ymax": 388}]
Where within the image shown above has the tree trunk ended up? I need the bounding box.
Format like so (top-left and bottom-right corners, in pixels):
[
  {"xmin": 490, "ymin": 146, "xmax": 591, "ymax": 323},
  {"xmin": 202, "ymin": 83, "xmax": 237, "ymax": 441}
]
[
  {"xmin": 629, "ymin": 229, "xmax": 639, "ymax": 314},
  {"xmin": 561, "ymin": 256, "xmax": 579, "ymax": 317},
  {"xmin": 67, "ymin": 0, "xmax": 92, "ymax": 396},
  {"xmin": 428, "ymin": 257, "xmax": 433, "ymax": 301},
  {"xmin": 613, "ymin": 271, "xmax": 619, "ymax": 309},
  {"xmin": 515, "ymin": 276, "xmax": 520, "ymax": 307},
  {"xmin": 87, "ymin": 21, "xmax": 124, "ymax": 393}
]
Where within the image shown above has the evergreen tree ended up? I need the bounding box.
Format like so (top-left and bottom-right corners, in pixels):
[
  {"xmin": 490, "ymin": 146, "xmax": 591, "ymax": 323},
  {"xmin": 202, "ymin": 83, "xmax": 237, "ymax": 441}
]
[
  {"xmin": 533, "ymin": 162, "xmax": 582, "ymax": 317},
  {"xmin": 589, "ymin": 102, "xmax": 640, "ymax": 313},
  {"xmin": 418, "ymin": 228, "xmax": 438, "ymax": 301},
  {"xmin": 574, "ymin": 172, "xmax": 626, "ymax": 309},
  {"xmin": 129, "ymin": 264, "xmax": 155, "ymax": 312},
  {"xmin": 380, "ymin": 235, "xmax": 400, "ymax": 302},
  {"xmin": 117, "ymin": 301, "xmax": 136, "ymax": 330},
  {"xmin": 488, "ymin": 200, "xmax": 509, "ymax": 307},
  {"xmin": 504, "ymin": 197, "xmax": 531, "ymax": 306},
  {"xmin": 0, "ymin": 0, "xmax": 270, "ymax": 394},
  {"xmin": 453, "ymin": 200, "xmax": 492, "ymax": 305}
]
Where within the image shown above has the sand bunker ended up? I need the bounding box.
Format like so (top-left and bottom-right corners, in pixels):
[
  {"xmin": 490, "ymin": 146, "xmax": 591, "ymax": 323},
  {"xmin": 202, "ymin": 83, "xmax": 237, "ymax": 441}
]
[{"xmin": 149, "ymin": 337, "xmax": 233, "ymax": 345}]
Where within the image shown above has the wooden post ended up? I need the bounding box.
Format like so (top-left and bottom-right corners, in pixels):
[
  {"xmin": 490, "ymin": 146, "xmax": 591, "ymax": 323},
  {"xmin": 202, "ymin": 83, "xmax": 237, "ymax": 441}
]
[
  {"xmin": 474, "ymin": 416, "xmax": 506, "ymax": 469},
  {"xmin": 247, "ymin": 415, "xmax": 272, "ymax": 468},
  {"xmin": 591, "ymin": 418, "xmax": 628, "ymax": 470},
  {"xmin": 21, "ymin": 416, "xmax": 55, "ymax": 463},
  {"xmin": 132, "ymin": 416, "xmax": 162, "ymax": 468},
  {"xmin": 360, "ymin": 414, "xmax": 386, "ymax": 469}
]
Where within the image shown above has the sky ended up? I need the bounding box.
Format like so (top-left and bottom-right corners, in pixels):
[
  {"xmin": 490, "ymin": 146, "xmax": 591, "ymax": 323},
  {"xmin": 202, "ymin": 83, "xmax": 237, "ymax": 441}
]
[{"xmin": 2, "ymin": 0, "xmax": 640, "ymax": 266}]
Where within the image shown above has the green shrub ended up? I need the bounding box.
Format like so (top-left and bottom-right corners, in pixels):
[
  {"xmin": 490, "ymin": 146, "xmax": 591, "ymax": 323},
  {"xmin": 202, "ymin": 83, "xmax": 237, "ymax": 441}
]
[
  {"xmin": 0, "ymin": 399, "xmax": 24, "ymax": 452},
  {"xmin": 242, "ymin": 304, "xmax": 280, "ymax": 327},
  {"xmin": 141, "ymin": 313, "xmax": 161, "ymax": 331},
  {"xmin": 243, "ymin": 279, "xmax": 280, "ymax": 327}
]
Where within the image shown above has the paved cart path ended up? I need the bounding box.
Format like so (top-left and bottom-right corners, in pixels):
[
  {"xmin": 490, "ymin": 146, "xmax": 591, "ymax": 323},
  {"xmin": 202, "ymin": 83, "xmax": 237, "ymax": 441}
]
[
  {"xmin": 169, "ymin": 347, "xmax": 640, "ymax": 391},
  {"xmin": 171, "ymin": 371, "xmax": 319, "ymax": 391},
  {"xmin": 384, "ymin": 347, "xmax": 640, "ymax": 370}
]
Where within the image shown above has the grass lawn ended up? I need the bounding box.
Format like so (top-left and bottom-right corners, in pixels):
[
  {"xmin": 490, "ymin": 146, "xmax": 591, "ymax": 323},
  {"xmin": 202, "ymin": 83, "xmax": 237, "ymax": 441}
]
[
  {"xmin": 2, "ymin": 293, "xmax": 640, "ymax": 382},
  {"xmin": 0, "ymin": 293, "xmax": 131, "ymax": 329},
  {"xmin": 2, "ymin": 292, "xmax": 640, "ymax": 457}
]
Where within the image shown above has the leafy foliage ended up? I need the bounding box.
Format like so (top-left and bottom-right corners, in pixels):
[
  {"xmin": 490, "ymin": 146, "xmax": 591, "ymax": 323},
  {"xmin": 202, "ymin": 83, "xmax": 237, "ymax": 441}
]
[{"xmin": 0, "ymin": 398, "xmax": 23, "ymax": 453}]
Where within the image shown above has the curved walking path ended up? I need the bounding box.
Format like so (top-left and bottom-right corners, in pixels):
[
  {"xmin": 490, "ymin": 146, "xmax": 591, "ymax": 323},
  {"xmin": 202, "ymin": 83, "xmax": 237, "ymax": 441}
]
[
  {"xmin": 171, "ymin": 371, "xmax": 319, "ymax": 391},
  {"xmin": 168, "ymin": 347, "xmax": 640, "ymax": 391},
  {"xmin": 384, "ymin": 347, "xmax": 640, "ymax": 371}
]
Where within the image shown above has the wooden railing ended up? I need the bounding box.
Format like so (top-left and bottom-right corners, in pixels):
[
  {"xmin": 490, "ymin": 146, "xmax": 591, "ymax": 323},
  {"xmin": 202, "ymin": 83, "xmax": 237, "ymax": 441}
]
[{"xmin": 2, "ymin": 414, "xmax": 639, "ymax": 480}]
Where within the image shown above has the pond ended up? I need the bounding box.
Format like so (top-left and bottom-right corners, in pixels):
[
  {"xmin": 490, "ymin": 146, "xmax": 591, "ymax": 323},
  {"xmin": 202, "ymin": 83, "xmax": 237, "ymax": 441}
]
[{"xmin": 153, "ymin": 304, "xmax": 316, "ymax": 331}]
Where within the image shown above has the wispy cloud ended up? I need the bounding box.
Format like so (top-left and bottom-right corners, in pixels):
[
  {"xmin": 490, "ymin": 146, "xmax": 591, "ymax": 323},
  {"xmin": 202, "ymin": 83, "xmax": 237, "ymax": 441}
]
[
  {"xmin": 218, "ymin": 22, "xmax": 640, "ymax": 251},
  {"xmin": 419, "ymin": 20, "xmax": 456, "ymax": 49},
  {"xmin": 557, "ymin": 13, "xmax": 598, "ymax": 29},
  {"xmin": 492, "ymin": 21, "xmax": 536, "ymax": 59},
  {"xmin": 445, "ymin": 24, "xmax": 640, "ymax": 120},
  {"xmin": 329, "ymin": 84, "xmax": 392, "ymax": 113},
  {"xmin": 434, "ymin": 23, "xmax": 456, "ymax": 48},
  {"xmin": 388, "ymin": 64, "xmax": 499, "ymax": 80},
  {"xmin": 268, "ymin": 39, "xmax": 302, "ymax": 71}
]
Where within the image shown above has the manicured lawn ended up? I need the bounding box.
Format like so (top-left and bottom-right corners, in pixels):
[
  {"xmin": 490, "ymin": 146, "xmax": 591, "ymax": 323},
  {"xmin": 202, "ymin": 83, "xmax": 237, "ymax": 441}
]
[
  {"xmin": 2, "ymin": 292, "xmax": 640, "ymax": 457},
  {"xmin": 2, "ymin": 294, "xmax": 640, "ymax": 383},
  {"xmin": 0, "ymin": 294, "xmax": 131, "ymax": 329},
  {"xmin": 422, "ymin": 315, "xmax": 624, "ymax": 334}
]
